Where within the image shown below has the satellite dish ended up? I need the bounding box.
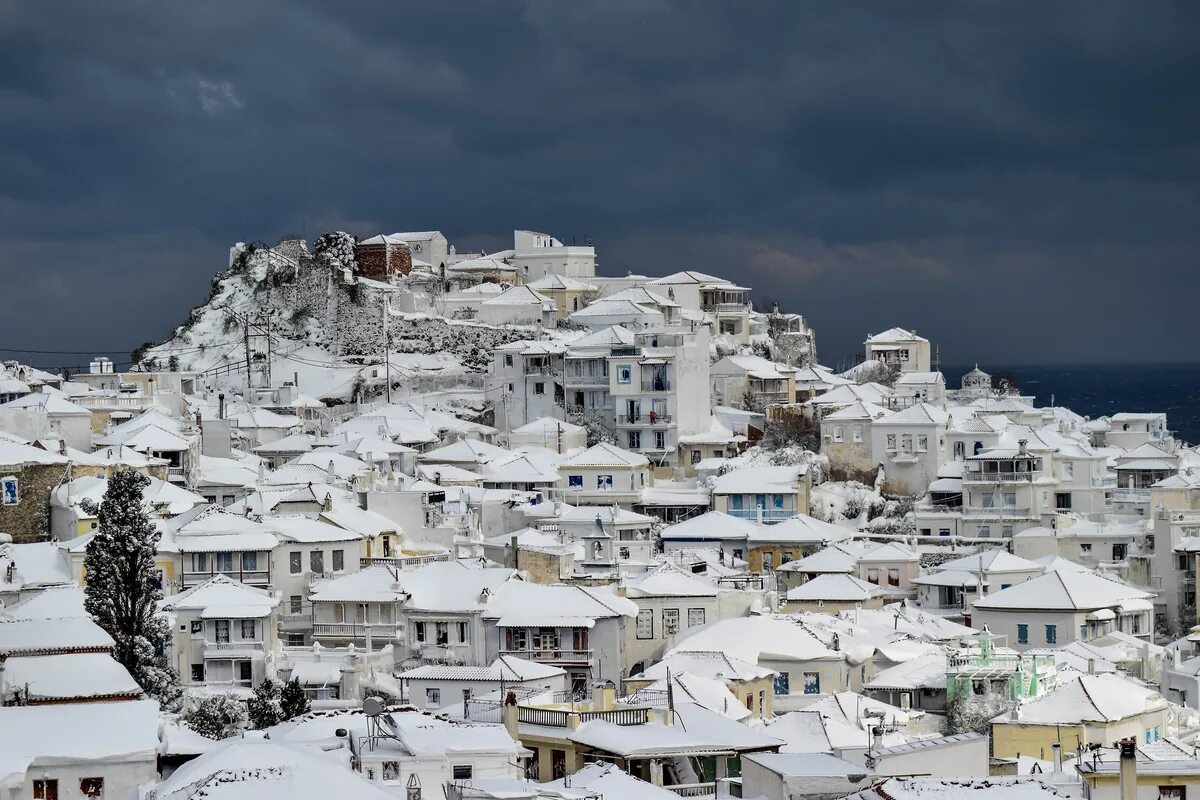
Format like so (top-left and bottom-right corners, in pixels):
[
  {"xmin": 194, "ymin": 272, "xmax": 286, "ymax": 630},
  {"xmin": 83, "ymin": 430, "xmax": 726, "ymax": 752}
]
[{"xmin": 363, "ymin": 696, "xmax": 385, "ymax": 717}]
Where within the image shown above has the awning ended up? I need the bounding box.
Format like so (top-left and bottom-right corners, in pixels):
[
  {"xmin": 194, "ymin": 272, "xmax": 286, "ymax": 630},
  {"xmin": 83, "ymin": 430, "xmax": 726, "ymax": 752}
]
[
  {"xmin": 291, "ymin": 661, "xmax": 342, "ymax": 688},
  {"xmin": 1087, "ymin": 609, "xmax": 1116, "ymax": 621}
]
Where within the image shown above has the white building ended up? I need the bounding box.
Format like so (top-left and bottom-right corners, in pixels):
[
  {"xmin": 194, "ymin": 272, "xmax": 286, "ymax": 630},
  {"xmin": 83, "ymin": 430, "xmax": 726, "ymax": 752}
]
[
  {"xmin": 871, "ymin": 403, "xmax": 949, "ymax": 496},
  {"xmin": 512, "ymin": 229, "xmax": 596, "ymax": 281},
  {"xmin": 863, "ymin": 328, "xmax": 931, "ymax": 374}
]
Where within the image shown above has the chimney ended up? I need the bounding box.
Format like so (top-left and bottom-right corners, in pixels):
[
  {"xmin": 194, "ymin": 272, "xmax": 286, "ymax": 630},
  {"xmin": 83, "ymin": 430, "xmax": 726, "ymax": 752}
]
[
  {"xmin": 1087, "ymin": 658, "xmax": 1096, "ymax": 676},
  {"xmin": 591, "ymin": 682, "xmax": 616, "ymax": 712},
  {"xmin": 1018, "ymin": 439, "xmax": 1028, "ymax": 456},
  {"xmin": 218, "ymin": 393, "xmax": 226, "ymax": 420},
  {"xmin": 1119, "ymin": 738, "xmax": 1137, "ymax": 800},
  {"xmin": 1051, "ymin": 742, "xmax": 1062, "ymax": 774},
  {"xmin": 871, "ymin": 725, "xmax": 884, "ymax": 753}
]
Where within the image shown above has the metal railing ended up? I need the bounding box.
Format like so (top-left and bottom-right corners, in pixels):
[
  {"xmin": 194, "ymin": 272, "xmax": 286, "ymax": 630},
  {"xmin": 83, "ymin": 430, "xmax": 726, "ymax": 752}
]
[
  {"xmin": 1112, "ymin": 489, "xmax": 1151, "ymax": 503},
  {"xmin": 616, "ymin": 414, "xmax": 673, "ymax": 425},
  {"xmin": 962, "ymin": 506, "xmax": 1031, "ymax": 518},
  {"xmin": 204, "ymin": 641, "xmax": 264, "ymax": 652},
  {"xmin": 359, "ymin": 553, "xmax": 451, "ymax": 569},
  {"xmin": 500, "ymin": 648, "xmax": 593, "ymax": 663},
  {"xmin": 665, "ymin": 783, "xmax": 717, "ymax": 798},
  {"xmin": 182, "ymin": 569, "xmax": 270, "ymax": 587},
  {"xmin": 726, "ymin": 507, "xmax": 796, "ymax": 522},
  {"xmin": 963, "ymin": 471, "xmax": 1036, "ymax": 482},
  {"xmin": 514, "ymin": 705, "xmax": 649, "ymax": 727},
  {"xmin": 641, "ymin": 379, "xmax": 671, "ymax": 392}
]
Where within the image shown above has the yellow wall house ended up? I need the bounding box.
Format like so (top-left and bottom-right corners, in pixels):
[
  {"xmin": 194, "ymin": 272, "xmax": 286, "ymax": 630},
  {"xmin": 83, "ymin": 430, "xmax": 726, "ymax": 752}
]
[{"xmin": 990, "ymin": 672, "xmax": 1168, "ymax": 760}]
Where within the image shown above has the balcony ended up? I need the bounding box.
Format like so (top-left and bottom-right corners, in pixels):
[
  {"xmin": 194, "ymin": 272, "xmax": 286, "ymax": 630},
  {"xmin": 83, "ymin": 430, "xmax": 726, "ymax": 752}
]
[
  {"xmin": 280, "ymin": 613, "xmax": 312, "ymax": 630},
  {"xmin": 916, "ymin": 504, "xmax": 963, "ymax": 515},
  {"xmin": 514, "ymin": 705, "xmax": 649, "ymax": 727},
  {"xmin": 524, "ymin": 363, "xmax": 558, "ymax": 376},
  {"xmin": 963, "ymin": 506, "xmax": 1033, "ymax": 519},
  {"xmin": 312, "ymin": 622, "xmax": 368, "ymax": 638},
  {"xmin": 1092, "ymin": 476, "xmax": 1118, "ymax": 488},
  {"xmin": 500, "ymin": 648, "xmax": 593, "ymax": 664},
  {"xmin": 204, "ymin": 641, "xmax": 264, "ymax": 656},
  {"xmin": 963, "ymin": 471, "xmax": 1036, "ymax": 483},
  {"xmin": 665, "ymin": 784, "xmax": 717, "ymax": 798},
  {"xmin": 727, "ymin": 508, "xmax": 795, "ymax": 522},
  {"xmin": 360, "ymin": 553, "xmax": 451, "ymax": 570},
  {"xmin": 1112, "ymin": 489, "xmax": 1151, "ymax": 504},
  {"xmin": 182, "ymin": 569, "xmax": 270, "ymax": 588},
  {"xmin": 701, "ymin": 302, "xmax": 749, "ymax": 313},
  {"xmin": 641, "ymin": 379, "xmax": 671, "ymax": 392},
  {"xmin": 616, "ymin": 414, "xmax": 672, "ymax": 425}
]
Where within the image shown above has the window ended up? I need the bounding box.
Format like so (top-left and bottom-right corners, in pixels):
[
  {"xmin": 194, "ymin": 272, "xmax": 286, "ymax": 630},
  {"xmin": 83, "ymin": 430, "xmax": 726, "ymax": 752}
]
[
  {"xmin": 436, "ymin": 621, "xmax": 449, "ymax": 645},
  {"xmin": 215, "ymin": 620, "xmax": 230, "ymax": 643},
  {"xmin": 332, "ymin": 550, "xmax": 344, "ymax": 571},
  {"xmin": 597, "ymin": 475, "xmax": 613, "ymax": 489},
  {"xmin": 1080, "ymin": 543, "xmax": 1093, "ymax": 553},
  {"xmin": 534, "ymin": 382, "xmax": 545, "ymax": 395},
  {"xmin": 691, "ymin": 450, "xmax": 702, "ymax": 464},
  {"xmin": 1055, "ymin": 492, "xmax": 1073, "ymax": 510},
  {"xmin": 888, "ymin": 568, "xmax": 900, "ymax": 587},
  {"xmin": 627, "ymin": 431, "xmax": 641, "ymax": 449},
  {"xmin": 832, "ymin": 426, "xmax": 844, "ymax": 443},
  {"xmin": 979, "ymin": 526, "xmax": 991, "ymax": 538},
  {"xmin": 774, "ymin": 672, "xmax": 790, "ymax": 695},
  {"xmin": 619, "ymin": 546, "xmax": 630, "ymax": 560},
  {"xmin": 456, "ymin": 621, "xmax": 468, "ymax": 643},
  {"xmin": 901, "ymin": 434, "xmax": 913, "ymax": 452},
  {"xmin": 1017, "ymin": 624, "xmax": 1028, "ymax": 644},
  {"xmin": 655, "ymin": 430, "xmax": 667, "ymax": 450},
  {"xmin": 617, "ymin": 365, "xmax": 632, "ymax": 384},
  {"xmin": 1003, "ymin": 491, "xmax": 1016, "ymax": 508},
  {"xmin": 803, "ymin": 672, "xmax": 820, "ymax": 694},
  {"xmin": 33, "ymin": 780, "xmax": 58, "ymax": 800},
  {"xmin": 415, "ymin": 622, "xmax": 426, "ymax": 642},
  {"xmin": 240, "ymin": 620, "xmax": 255, "ymax": 639},
  {"xmin": 1045, "ymin": 624, "xmax": 1057, "ymax": 644},
  {"xmin": 241, "ymin": 551, "xmax": 257, "ymax": 571},
  {"xmin": 290, "ymin": 552, "xmax": 302, "ymax": 574},
  {"xmin": 917, "ymin": 435, "xmax": 928, "ymax": 452},
  {"xmin": 636, "ymin": 609, "xmax": 654, "ymax": 639},
  {"xmin": 504, "ymin": 355, "xmax": 513, "ymax": 367},
  {"xmin": 688, "ymin": 608, "xmax": 706, "ymax": 627},
  {"xmin": 1002, "ymin": 526, "xmax": 1013, "ymax": 538},
  {"xmin": 191, "ymin": 664, "xmax": 205, "ymax": 682},
  {"xmin": 310, "ymin": 550, "xmax": 324, "ymax": 573},
  {"xmin": 939, "ymin": 528, "xmax": 951, "ymax": 537},
  {"xmin": 425, "ymin": 688, "xmax": 441, "ymax": 706},
  {"xmin": 568, "ymin": 475, "xmax": 583, "ymax": 487},
  {"xmin": 1158, "ymin": 786, "xmax": 1185, "ymax": 799},
  {"xmin": 886, "ymin": 434, "xmax": 897, "ymax": 451},
  {"xmin": 382, "ymin": 761, "xmax": 400, "ymax": 780},
  {"xmin": 287, "ymin": 634, "xmax": 304, "ymax": 646},
  {"xmin": 190, "ymin": 620, "xmax": 204, "ymax": 634},
  {"xmin": 237, "ymin": 660, "xmax": 252, "ymax": 681},
  {"xmin": 867, "ymin": 568, "xmax": 879, "ymax": 584},
  {"xmin": 80, "ymin": 779, "xmax": 103, "ymax": 799},
  {"xmin": 214, "ymin": 552, "xmax": 233, "ymax": 572},
  {"xmin": 452, "ymin": 766, "xmax": 473, "ymax": 781},
  {"xmin": 663, "ymin": 608, "xmax": 680, "ymax": 634},
  {"xmin": 853, "ymin": 425, "xmax": 864, "ymax": 443}
]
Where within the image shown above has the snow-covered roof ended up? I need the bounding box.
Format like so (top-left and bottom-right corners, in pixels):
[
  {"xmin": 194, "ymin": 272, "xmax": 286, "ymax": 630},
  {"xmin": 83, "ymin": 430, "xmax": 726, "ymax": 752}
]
[
  {"xmin": 622, "ymin": 563, "xmax": 718, "ymax": 598},
  {"xmin": 999, "ymin": 672, "xmax": 1165, "ymax": 724},
  {"xmin": 786, "ymin": 573, "xmax": 883, "ymax": 602},
  {"xmin": 0, "ymin": 585, "xmax": 87, "ymax": 620},
  {"xmin": 635, "ymin": 650, "xmax": 776, "ymax": 682},
  {"xmin": 866, "ymin": 327, "xmax": 928, "ymax": 344},
  {"xmin": 0, "ymin": 616, "xmax": 114, "ymax": 656},
  {"xmin": 972, "ymin": 570, "xmax": 1153, "ymax": 612},
  {"xmin": 659, "ymin": 510, "xmax": 760, "ymax": 541},
  {"xmin": 864, "ymin": 651, "xmax": 947, "ymax": 691},
  {"xmin": 0, "ymin": 392, "xmax": 90, "ymax": 415},
  {"xmin": 0, "ymin": 439, "xmax": 69, "ymax": 466},
  {"xmin": 858, "ymin": 542, "xmax": 920, "ymax": 563},
  {"xmin": 711, "ymin": 464, "xmax": 806, "ymax": 494},
  {"xmin": 748, "ymin": 514, "xmax": 851, "ymax": 545},
  {"xmin": 672, "ymin": 616, "xmax": 839, "ymax": 664},
  {"xmin": 824, "ymin": 401, "xmax": 891, "ymax": 421},
  {"xmin": 937, "ymin": 549, "xmax": 1043, "ymax": 575},
  {"xmin": 872, "ymin": 401, "xmax": 950, "ymax": 427},
  {"xmin": 560, "ymin": 441, "xmax": 649, "ymax": 468},
  {"xmin": 648, "ymin": 270, "xmax": 729, "ymax": 286},
  {"xmin": 264, "ymin": 514, "xmax": 363, "ymax": 543},
  {"xmin": 2, "ymin": 652, "xmax": 141, "ymax": 701},
  {"xmin": 781, "ymin": 546, "xmax": 857, "ymax": 574},
  {"xmin": 162, "ymin": 575, "xmax": 278, "ymax": 618},
  {"xmin": 844, "ymin": 777, "xmax": 1073, "ymax": 800},
  {"xmin": 487, "ymin": 581, "xmax": 638, "ymax": 625},
  {"xmin": 0, "ymin": 700, "xmax": 159, "ymax": 783},
  {"xmin": 481, "ymin": 284, "xmax": 553, "ymax": 306}
]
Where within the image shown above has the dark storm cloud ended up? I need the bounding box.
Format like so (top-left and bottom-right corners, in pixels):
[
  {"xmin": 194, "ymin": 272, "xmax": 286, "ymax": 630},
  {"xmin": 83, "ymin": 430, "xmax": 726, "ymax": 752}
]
[{"xmin": 1, "ymin": 1, "xmax": 1197, "ymax": 367}]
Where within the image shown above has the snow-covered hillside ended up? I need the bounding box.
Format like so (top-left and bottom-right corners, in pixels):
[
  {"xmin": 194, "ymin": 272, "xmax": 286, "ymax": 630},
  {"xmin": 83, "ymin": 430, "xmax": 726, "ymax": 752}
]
[{"xmin": 140, "ymin": 236, "xmax": 563, "ymax": 402}]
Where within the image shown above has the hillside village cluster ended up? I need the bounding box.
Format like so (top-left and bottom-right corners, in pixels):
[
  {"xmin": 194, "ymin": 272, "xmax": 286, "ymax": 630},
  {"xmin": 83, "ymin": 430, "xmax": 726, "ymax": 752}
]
[{"xmin": 3, "ymin": 228, "xmax": 1200, "ymax": 800}]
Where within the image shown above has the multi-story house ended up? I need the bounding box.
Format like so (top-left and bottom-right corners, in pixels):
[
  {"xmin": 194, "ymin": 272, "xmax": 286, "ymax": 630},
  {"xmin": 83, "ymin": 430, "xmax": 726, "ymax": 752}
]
[
  {"xmin": 646, "ymin": 271, "xmax": 753, "ymax": 343},
  {"xmin": 1113, "ymin": 442, "xmax": 1180, "ymax": 517},
  {"xmin": 959, "ymin": 439, "xmax": 1051, "ymax": 539},
  {"xmin": 863, "ymin": 327, "xmax": 931, "ymax": 374},
  {"xmin": 558, "ymin": 442, "xmax": 651, "ymax": 507},
  {"xmin": 556, "ymin": 504, "xmax": 656, "ymax": 575},
  {"xmin": 484, "ymin": 581, "xmax": 637, "ymax": 690},
  {"xmin": 265, "ymin": 514, "xmax": 371, "ymax": 647},
  {"xmin": 1103, "ymin": 412, "xmax": 1173, "ymax": 451},
  {"xmin": 162, "ymin": 574, "xmax": 279, "ymax": 689},
  {"xmin": 710, "ymin": 355, "xmax": 796, "ymax": 409},
  {"xmin": 491, "ymin": 341, "xmax": 566, "ymax": 430},
  {"xmin": 711, "ymin": 465, "xmax": 810, "ymax": 524},
  {"xmin": 892, "ymin": 372, "xmax": 946, "ymax": 408},
  {"xmin": 1148, "ymin": 471, "xmax": 1200, "ymax": 634},
  {"xmin": 164, "ymin": 506, "xmax": 279, "ymax": 592},
  {"xmin": 870, "ymin": 402, "xmax": 949, "ymax": 496},
  {"xmin": 821, "ymin": 400, "xmax": 889, "ymax": 481},
  {"xmin": 511, "ymin": 229, "xmax": 596, "ymax": 281},
  {"xmin": 309, "ymin": 562, "xmax": 517, "ymax": 668}
]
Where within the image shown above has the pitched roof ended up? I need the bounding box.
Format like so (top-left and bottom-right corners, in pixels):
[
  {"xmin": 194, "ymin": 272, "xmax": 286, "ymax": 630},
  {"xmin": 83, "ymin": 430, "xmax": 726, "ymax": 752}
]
[
  {"xmin": 560, "ymin": 441, "xmax": 649, "ymax": 468},
  {"xmin": 866, "ymin": 327, "xmax": 928, "ymax": 343},
  {"xmin": 786, "ymin": 573, "xmax": 883, "ymax": 602},
  {"xmin": 972, "ymin": 570, "xmax": 1152, "ymax": 611}
]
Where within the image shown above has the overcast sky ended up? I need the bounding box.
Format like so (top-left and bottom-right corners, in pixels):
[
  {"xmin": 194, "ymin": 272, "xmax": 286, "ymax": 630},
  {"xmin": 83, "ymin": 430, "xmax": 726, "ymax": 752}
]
[{"xmin": 1, "ymin": 1, "xmax": 1197, "ymax": 369}]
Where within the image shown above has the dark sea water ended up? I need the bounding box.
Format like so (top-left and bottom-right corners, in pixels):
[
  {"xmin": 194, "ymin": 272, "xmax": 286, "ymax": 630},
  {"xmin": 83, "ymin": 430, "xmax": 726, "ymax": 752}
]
[{"xmin": 945, "ymin": 363, "xmax": 1200, "ymax": 446}]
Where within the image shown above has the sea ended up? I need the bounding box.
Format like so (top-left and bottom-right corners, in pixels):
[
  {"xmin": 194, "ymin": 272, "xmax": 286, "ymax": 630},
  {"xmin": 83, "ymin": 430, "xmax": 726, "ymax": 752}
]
[{"xmin": 944, "ymin": 363, "xmax": 1200, "ymax": 446}]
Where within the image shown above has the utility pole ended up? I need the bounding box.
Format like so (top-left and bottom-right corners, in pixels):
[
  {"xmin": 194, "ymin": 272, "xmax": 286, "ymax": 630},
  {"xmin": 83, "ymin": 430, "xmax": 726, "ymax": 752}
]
[
  {"xmin": 243, "ymin": 312, "xmax": 252, "ymax": 390},
  {"xmin": 383, "ymin": 297, "xmax": 392, "ymax": 404}
]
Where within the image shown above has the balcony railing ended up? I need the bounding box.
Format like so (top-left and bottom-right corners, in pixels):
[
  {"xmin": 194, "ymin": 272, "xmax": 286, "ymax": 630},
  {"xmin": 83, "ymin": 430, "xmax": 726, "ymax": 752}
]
[
  {"xmin": 182, "ymin": 569, "xmax": 270, "ymax": 587},
  {"xmin": 665, "ymin": 783, "xmax": 717, "ymax": 798},
  {"xmin": 524, "ymin": 364, "xmax": 558, "ymax": 376},
  {"xmin": 701, "ymin": 302, "xmax": 749, "ymax": 313},
  {"xmin": 1112, "ymin": 489, "xmax": 1151, "ymax": 503},
  {"xmin": 514, "ymin": 705, "xmax": 649, "ymax": 727},
  {"xmin": 963, "ymin": 471, "xmax": 1036, "ymax": 483},
  {"xmin": 963, "ymin": 506, "xmax": 1032, "ymax": 519},
  {"xmin": 204, "ymin": 641, "xmax": 264, "ymax": 652},
  {"xmin": 727, "ymin": 507, "xmax": 795, "ymax": 522},
  {"xmin": 641, "ymin": 379, "xmax": 671, "ymax": 392},
  {"xmin": 360, "ymin": 553, "xmax": 451, "ymax": 569},
  {"xmin": 1093, "ymin": 477, "xmax": 1118, "ymax": 488},
  {"xmin": 616, "ymin": 414, "xmax": 673, "ymax": 425},
  {"xmin": 916, "ymin": 504, "xmax": 963, "ymax": 514},
  {"xmin": 312, "ymin": 622, "xmax": 374, "ymax": 637},
  {"xmin": 280, "ymin": 613, "xmax": 312, "ymax": 629},
  {"xmin": 500, "ymin": 648, "xmax": 593, "ymax": 663}
]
